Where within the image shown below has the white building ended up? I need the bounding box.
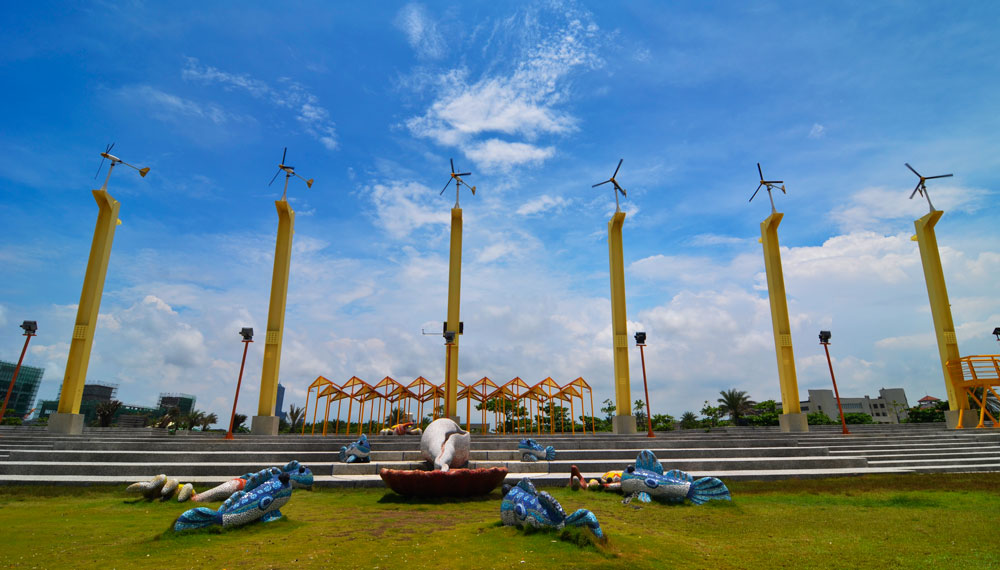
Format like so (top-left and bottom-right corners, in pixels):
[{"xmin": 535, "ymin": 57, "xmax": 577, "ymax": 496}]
[{"xmin": 798, "ymin": 387, "xmax": 909, "ymax": 424}]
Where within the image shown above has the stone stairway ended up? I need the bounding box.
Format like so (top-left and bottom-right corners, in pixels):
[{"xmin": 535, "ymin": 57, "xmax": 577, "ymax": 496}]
[{"xmin": 0, "ymin": 423, "xmax": 997, "ymax": 488}]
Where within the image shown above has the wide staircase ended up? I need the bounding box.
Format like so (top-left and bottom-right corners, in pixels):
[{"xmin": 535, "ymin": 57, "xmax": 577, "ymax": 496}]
[{"xmin": 0, "ymin": 423, "xmax": 997, "ymax": 488}]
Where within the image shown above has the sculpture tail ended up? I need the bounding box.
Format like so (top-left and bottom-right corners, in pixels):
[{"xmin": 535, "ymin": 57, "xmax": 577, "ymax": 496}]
[
  {"xmin": 545, "ymin": 446, "xmax": 556, "ymax": 461},
  {"xmin": 565, "ymin": 508, "xmax": 604, "ymax": 539},
  {"xmin": 173, "ymin": 507, "xmax": 222, "ymax": 531},
  {"xmin": 687, "ymin": 477, "xmax": 731, "ymax": 505},
  {"xmin": 338, "ymin": 447, "xmax": 348, "ymax": 462}
]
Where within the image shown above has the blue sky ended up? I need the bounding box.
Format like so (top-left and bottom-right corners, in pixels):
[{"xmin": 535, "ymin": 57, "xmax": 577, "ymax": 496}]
[{"xmin": 1, "ymin": 1, "xmax": 998, "ymax": 425}]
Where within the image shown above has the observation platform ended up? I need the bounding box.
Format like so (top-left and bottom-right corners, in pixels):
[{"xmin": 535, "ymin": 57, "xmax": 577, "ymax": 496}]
[{"xmin": 947, "ymin": 354, "xmax": 1000, "ymax": 429}]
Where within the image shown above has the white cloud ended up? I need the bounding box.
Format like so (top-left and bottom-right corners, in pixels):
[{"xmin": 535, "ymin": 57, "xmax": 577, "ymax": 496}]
[
  {"xmin": 517, "ymin": 194, "xmax": 569, "ymax": 216},
  {"xmin": 808, "ymin": 123, "xmax": 825, "ymax": 138},
  {"xmin": 113, "ymin": 85, "xmax": 239, "ymax": 125},
  {"xmin": 464, "ymin": 139, "xmax": 555, "ymax": 170},
  {"xmin": 183, "ymin": 58, "xmax": 338, "ymax": 150},
  {"xmin": 395, "ymin": 4, "xmax": 446, "ymax": 59},
  {"xmin": 369, "ymin": 180, "xmax": 450, "ymax": 239},
  {"xmin": 830, "ymin": 185, "xmax": 991, "ymax": 232}
]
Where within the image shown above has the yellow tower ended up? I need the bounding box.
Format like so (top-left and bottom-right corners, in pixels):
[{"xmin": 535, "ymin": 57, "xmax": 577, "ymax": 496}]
[
  {"xmin": 50, "ymin": 148, "xmax": 148, "ymax": 435},
  {"xmin": 608, "ymin": 211, "xmax": 635, "ymax": 433},
  {"xmin": 913, "ymin": 210, "xmax": 969, "ymax": 428},
  {"xmin": 760, "ymin": 212, "xmax": 807, "ymax": 432},
  {"xmin": 444, "ymin": 207, "xmax": 463, "ymax": 419},
  {"xmin": 253, "ymin": 149, "xmax": 313, "ymax": 435},
  {"xmin": 439, "ymin": 159, "xmax": 475, "ymax": 420}
]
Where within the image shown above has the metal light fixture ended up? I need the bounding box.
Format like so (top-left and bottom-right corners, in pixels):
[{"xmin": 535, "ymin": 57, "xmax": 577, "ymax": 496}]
[
  {"xmin": 819, "ymin": 330, "xmax": 849, "ymax": 435},
  {"xmin": 443, "ymin": 331, "xmax": 456, "ymax": 344},
  {"xmin": 226, "ymin": 327, "xmax": 255, "ymax": 440},
  {"xmin": 1, "ymin": 321, "xmax": 39, "ymax": 422},
  {"xmin": 634, "ymin": 331, "xmax": 654, "ymax": 437},
  {"xmin": 993, "ymin": 327, "xmax": 1000, "ymax": 342}
]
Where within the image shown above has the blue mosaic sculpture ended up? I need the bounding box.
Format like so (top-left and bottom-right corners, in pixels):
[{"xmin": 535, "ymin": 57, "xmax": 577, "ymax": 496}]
[
  {"xmin": 339, "ymin": 434, "xmax": 371, "ymax": 463},
  {"xmin": 283, "ymin": 460, "xmax": 314, "ymax": 489},
  {"xmin": 621, "ymin": 450, "xmax": 731, "ymax": 505},
  {"xmin": 173, "ymin": 467, "xmax": 293, "ymax": 531},
  {"xmin": 501, "ymin": 478, "xmax": 603, "ymax": 539},
  {"xmin": 518, "ymin": 438, "xmax": 556, "ymax": 462}
]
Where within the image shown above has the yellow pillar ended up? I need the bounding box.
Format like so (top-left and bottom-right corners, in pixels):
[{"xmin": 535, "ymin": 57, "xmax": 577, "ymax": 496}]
[
  {"xmin": 760, "ymin": 212, "xmax": 807, "ymax": 432},
  {"xmin": 608, "ymin": 211, "xmax": 636, "ymax": 434},
  {"xmin": 913, "ymin": 210, "xmax": 969, "ymax": 428},
  {"xmin": 50, "ymin": 190, "xmax": 120, "ymax": 435},
  {"xmin": 444, "ymin": 207, "xmax": 462, "ymax": 419},
  {"xmin": 253, "ymin": 200, "xmax": 295, "ymax": 435}
]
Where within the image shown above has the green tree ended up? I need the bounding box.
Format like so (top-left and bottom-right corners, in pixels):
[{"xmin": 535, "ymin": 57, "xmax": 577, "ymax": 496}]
[
  {"xmin": 184, "ymin": 409, "xmax": 206, "ymax": 431},
  {"xmin": 700, "ymin": 401, "xmax": 723, "ymax": 427},
  {"xmin": 842, "ymin": 412, "xmax": 874, "ymax": 425},
  {"xmin": 717, "ymin": 389, "xmax": 756, "ymax": 425},
  {"xmin": 807, "ymin": 411, "xmax": 835, "ymax": 425},
  {"xmin": 232, "ymin": 413, "xmax": 248, "ymax": 432},
  {"xmin": 198, "ymin": 412, "xmax": 218, "ymax": 431},
  {"xmin": 679, "ymin": 411, "xmax": 699, "ymax": 429},
  {"xmin": 633, "ymin": 400, "xmax": 647, "ymax": 427},
  {"xmin": 600, "ymin": 399, "xmax": 616, "ymax": 421},
  {"xmin": 745, "ymin": 400, "xmax": 780, "ymax": 427},
  {"xmin": 651, "ymin": 413, "xmax": 676, "ymax": 431},
  {"xmin": 904, "ymin": 401, "xmax": 948, "ymax": 423},
  {"xmin": 287, "ymin": 404, "xmax": 305, "ymax": 431},
  {"xmin": 95, "ymin": 400, "xmax": 122, "ymax": 427}
]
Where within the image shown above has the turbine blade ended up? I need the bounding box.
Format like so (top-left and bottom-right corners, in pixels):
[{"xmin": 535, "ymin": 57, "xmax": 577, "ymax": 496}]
[
  {"xmin": 281, "ymin": 147, "xmax": 287, "ymax": 164},
  {"xmin": 757, "ymin": 162, "xmax": 764, "ymax": 180},
  {"xmin": 904, "ymin": 163, "xmax": 920, "ymax": 177},
  {"xmin": 615, "ymin": 183, "xmax": 627, "ymax": 197},
  {"xmin": 749, "ymin": 184, "xmax": 762, "ymax": 202},
  {"xmin": 450, "ymin": 158, "xmax": 455, "ymax": 173},
  {"xmin": 269, "ymin": 169, "xmax": 281, "ymax": 186},
  {"xmin": 926, "ymin": 174, "xmax": 953, "ymax": 179},
  {"xmin": 107, "ymin": 142, "xmax": 115, "ymax": 153},
  {"xmin": 94, "ymin": 157, "xmax": 106, "ymax": 179},
  {"xmin": 456, "ymin": 172, "xmax": 471, "ymax": 177},
  {"xmin": 613, "ymin": 159, "xmax": 622, "ymax": 178},
  {"xmin": 441, "ymin": 179, "xmax": 452, "ymax": 194},
  {"xmin": 909, "ymin": 183, "xmax": 922, "ymax": 199},
  {"xmin": 763, "ymin": 180, "xmax": 783, "ymax": 184},
  {"xmin": 592, "ymin": 180, "xmax": 610, "ymax": 187}
]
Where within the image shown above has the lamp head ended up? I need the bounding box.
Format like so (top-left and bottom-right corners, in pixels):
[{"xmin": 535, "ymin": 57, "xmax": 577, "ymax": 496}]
[
  {"xmin": 443, "ymin": 331, "xmax": 456, "ymax": 344},
  {"xmin": 819, "ymin": 330, "xmax": 832, "ymax": 344},
  {"xmin": 239, "ymin": 327, "xmax": 254, "ymax": 342},
  {"xmin": 20, "ymin": 321, "xmax": 37, "ymax": 335},
  {"xmin": 634, "ymin": 331, "xmax": 647, "ymax": 345},
  {"xmin": 993, "ymin": 327, "xmax": 1000, "ymax": 342}
]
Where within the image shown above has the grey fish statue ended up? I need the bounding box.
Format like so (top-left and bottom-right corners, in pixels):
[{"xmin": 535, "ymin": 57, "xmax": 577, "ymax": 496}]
[
  {"xmin": 501, "ymin": 478, "xmax": 604, "ymax": 539},
  {"xmin": 173, "ymin": 467, "xmax": 293, "ymax": 532},
  {"xmin": 518, "ymin": 438, "xmax": 556, "ymax": 462},
  {"xmin": 621, "ymin": 450, "xmax": 731, "ymax": 505}
]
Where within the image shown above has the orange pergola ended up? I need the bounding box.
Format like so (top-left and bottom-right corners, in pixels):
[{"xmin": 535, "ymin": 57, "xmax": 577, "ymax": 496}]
[
  {"xmin": 302, "ymin": 376, "xmax": 333, "ymax": 436},
  {"xmin": 467, "ymin": 377, "xmax": 499, "ymax": 433},
  {"xmin": 372, "ymin": 376, "xmax": 404, "ymax": 433},
  {"xmin": 568, "ymin": 377, "xmax": 597, "ymax": 434},
  {"xmin": 499, "ymin": 377, "xmax": 533, "ymax": 434},
  {"xmin": 555, "ymin": 384, "xmax": 582, "ymax": 434},
  {"xmin": 338, "ymin": 376, "xmax": 375, "ymax": 436},
  {"xmin": 406, "ymin": 376, "xmax": 437, "ymax": 424},
  {"xmin": 532, "ymin": 377, "xmax": 562, "ymax": 434},
  {"xmin": 317, "ymin": 383, "xmax": 347, "ymax": 436}
]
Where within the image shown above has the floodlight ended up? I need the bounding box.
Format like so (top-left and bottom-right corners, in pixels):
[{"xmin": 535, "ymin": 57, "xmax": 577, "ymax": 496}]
[
  {"xmin": 993, "ymin": 327, "xmax": 1000, "ymax": 341},
  {"xmin": 443, "ymin": 331, "xmax": 456, "ymax": 344},
  {"xmin": 634, "ymin": 331, "xmax": 646, "ymax": 345},
  {"xmin": 819, "ymin": 330, "xmax": 832, "ymax": 344},
  {"xmin": 239, "ymin": 327, "xmax": 254, "ymax": 341},
  {"xmin": 20, "ymin": 321, "xmax": 37, "ymax": 335}
]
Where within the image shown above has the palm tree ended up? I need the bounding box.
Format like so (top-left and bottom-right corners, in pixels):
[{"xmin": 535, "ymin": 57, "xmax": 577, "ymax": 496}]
[
  {"xmin": 96, "ymin": 400, "xmax": 122, "ymax": 427},
  {"xmin": 717, "ymin": 389, "xmax": 756, "ymax": 424},
  {"xmin": 679, "ymin": 411, "xmax": 699, "ymax": 429},
  {"xmin": 287, "ymin": 404, "xmax": 305, "ymax": 431},
  {"xmin": 198, "ymin": 412, "xmax": 218, "ymax": 431},
  {"xmin": 184, "ymin": 409, "xmax": 206, "ymax": 431}
]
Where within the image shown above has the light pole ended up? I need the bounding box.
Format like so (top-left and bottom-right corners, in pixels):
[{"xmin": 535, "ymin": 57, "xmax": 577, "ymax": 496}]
[
  {"xmin": 635, "ymin": 331, "xmax": 654, "ymax": 438},
  {"xmin": 225, "ymin": 328, "xmax": 254, "ymax": 440},
  {"xmin": 1, "ymin": 321, "xmax": 37, "ymax": 424},
  {"xmin": 819, "ymin": 331, "xmax": 849, "ymax": 435}
]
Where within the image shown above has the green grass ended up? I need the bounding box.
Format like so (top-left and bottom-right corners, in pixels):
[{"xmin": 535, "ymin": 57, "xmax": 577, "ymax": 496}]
[{"xmin": 1, "ymin": 473, "xmax": 999, "ymax": 569}]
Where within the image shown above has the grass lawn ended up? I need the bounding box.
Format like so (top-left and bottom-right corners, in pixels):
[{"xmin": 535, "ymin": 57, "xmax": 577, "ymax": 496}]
[{"xmin": 0, "ymin": 473, "xmax": 998, "ymax": 569}]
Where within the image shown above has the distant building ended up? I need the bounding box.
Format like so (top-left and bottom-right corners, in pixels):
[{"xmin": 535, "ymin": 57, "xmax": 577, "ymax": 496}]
[
  {"xmin": 797, "ymin": 387, "xmax": 909, "ymax": 424},
  {"xmin": 918, "ymin": 395, "xmax": 941, "ymax": 409},
  {"xmin": 81, "ymin": 383, "xmax": 118, "ymax": 403},
  {"xmin": 275, "ymin": 383, "xmax": 286, "ymax": 421},
  {"xmin": 0, "ymin": 360, "xmax": 44, "ymax": 418},
  {"xmin": 157, "ymin": 393, "xmax": 196, "ymax": 415}
]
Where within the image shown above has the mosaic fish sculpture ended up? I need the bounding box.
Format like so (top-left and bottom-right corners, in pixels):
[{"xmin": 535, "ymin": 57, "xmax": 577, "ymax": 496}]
[
  {"xmin": 183, "ymin": 461, "xmax": 312, "ymax": 503},
  {"xmin": 126, "ymin": 474, "xmax": 168, "ymax": 500},
  {"xmin": 621, "ymin": 450, "xmax": 731, "ymax": 505},
  {"xmin": 518, "ymin": 438, "xmax": 556, "ymax": 462},
  {"xmin": 173, "ymin": 468, "xmax": 293, "ymax": 532},
  {"xmin": 379, "ymin": 422, "xmax": 423, "ymax": 436},
  {"xmin": 500, "ymin": 479, "xmax": 604, "ymax": 539},
  {"xmin": 420, "ymin": 418, "xmax": 470, "ymax": 472},
  {"xmin": 339, "ymin": 434, "xmax": 371, "ymax": 463}
]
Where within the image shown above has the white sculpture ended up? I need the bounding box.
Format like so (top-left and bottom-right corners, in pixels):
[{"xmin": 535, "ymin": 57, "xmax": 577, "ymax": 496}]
[{"xmin": 420, "ymin": 418, "xmax": 470, "ymax": 471}]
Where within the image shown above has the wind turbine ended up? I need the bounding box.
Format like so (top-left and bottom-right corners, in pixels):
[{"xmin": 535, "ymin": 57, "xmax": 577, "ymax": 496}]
[
  {"xmin": 93, "ymin": 143, "xmax": 150, "ymax": 190},
  {"xmin": 749, "ymin": 162, "xmax": 785, "ymax": 213},
  {"xmin": 905, "ymin": 163, "xmax": 952, "ymax": 213},
  {"xmin": 268, "ymin": 147, "xmax": 314, "ymax": 201},
  {"xmin": 440, "ymin": 158, "xmax": 476, "ymax": 207},
  {"xmin": 592, "ymin": 159, "xmax": 627, "ymax": 212}
]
